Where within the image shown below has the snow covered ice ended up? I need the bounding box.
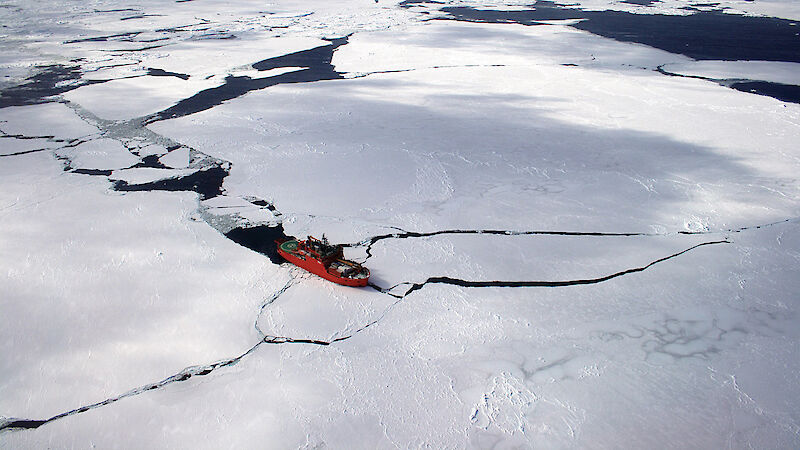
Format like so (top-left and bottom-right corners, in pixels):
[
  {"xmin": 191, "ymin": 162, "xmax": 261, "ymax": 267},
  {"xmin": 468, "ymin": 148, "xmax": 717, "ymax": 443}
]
[{"xmin": 2, "ymin": 0, "xmax": 800, "ymax": 448}]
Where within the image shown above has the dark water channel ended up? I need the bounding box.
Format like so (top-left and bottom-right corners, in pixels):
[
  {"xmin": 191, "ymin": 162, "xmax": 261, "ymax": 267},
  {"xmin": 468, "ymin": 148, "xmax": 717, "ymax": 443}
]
[
  {"xmin": 415, "ymin": 0, "xmax": 800, "ymax": 103},
  {"xmin": 145, "ymin": 37, "xmax": 348, "ymax": 123},
  {"xmin": 0, "ymin": 65, "xmax": 105, "ymax": 109},
  {"xmin": 225, "ymin": 225, "xmax": 293, "ymax": 264},
  {"xmin": 728, "ymin": 81, "xmax": 800, "ymax": 103},
  {"xmin": 437, "ymin": 1, "xmax": 800, "ymax": 62}
]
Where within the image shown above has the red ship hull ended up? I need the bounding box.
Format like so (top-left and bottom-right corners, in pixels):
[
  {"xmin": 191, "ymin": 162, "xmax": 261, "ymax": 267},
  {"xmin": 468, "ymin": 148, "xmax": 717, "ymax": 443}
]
[{"xmin": 277, "ymin": 238, "xmax": 369, "ymax": 287}]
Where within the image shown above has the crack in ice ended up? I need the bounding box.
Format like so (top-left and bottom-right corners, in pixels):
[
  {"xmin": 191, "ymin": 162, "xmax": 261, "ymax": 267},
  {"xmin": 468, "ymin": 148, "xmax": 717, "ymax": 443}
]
[
  {"xmin": 369, "ymin": 239, "xmax": 731, "ymax": 298},
  {"xmin": 0, "ymin": 341, "xmax": 264, "ymax": 432},
  {"xmin": 3, "ymin": 26, "xmax": 798, "ymax": 439},
  {"xmin": 346, "ymin": 218, "xmax": 797, "ymax": 263}
]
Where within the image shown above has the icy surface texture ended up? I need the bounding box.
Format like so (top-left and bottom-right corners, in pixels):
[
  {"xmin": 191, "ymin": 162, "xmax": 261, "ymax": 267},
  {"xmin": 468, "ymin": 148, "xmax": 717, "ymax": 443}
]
[{"xmin": 2, "ymin": 0, "xmax": 800, "ymax": 448}]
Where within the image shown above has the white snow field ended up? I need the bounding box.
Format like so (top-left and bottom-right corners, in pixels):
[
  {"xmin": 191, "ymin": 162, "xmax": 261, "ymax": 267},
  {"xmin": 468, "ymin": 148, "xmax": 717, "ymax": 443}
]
[{"xmin": 2, "ymin": 0, "xmax": 800, "ymax": 448}]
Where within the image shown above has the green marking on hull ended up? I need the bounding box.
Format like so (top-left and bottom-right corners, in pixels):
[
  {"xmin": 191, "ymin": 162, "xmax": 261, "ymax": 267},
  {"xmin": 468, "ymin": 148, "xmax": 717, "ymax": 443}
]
[{"xmin": 280, "ymin": 240, "xmax": 298, "ymax": 253}]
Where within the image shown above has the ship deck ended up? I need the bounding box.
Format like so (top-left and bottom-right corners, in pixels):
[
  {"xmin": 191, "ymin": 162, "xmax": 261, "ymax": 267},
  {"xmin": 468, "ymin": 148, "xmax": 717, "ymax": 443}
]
[{"xmin": 279, "ymin": 240, "xmax": 299, "ymax": 254}]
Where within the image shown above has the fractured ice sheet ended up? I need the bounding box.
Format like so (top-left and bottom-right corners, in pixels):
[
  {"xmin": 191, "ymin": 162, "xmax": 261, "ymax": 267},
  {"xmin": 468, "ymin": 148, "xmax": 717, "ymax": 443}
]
[
  {"xmin": 0, "ymin": 103, "xmax": 98, "ymax": 140},
  {"xmin": 200, "ymin": 195, "xmax": 283, "ymax": 232},
  {"xmin": 544, "ymin": 0, "xmax": 800, "ymax": 20},
  {"xmin": 2, "ymin": 0, "xmax": 800, "ymax": 448},
  {"xmin": 61, "ymin": 75, "xmax": 224, "ymax": 121},
  {"xmin": 661, "ymin": 60, "xmax": 800, "ymax": 86},
  {"xmin": 364, "ymin": 232, "xmax": 719, "ymax": 286},
  {"xmin": 157, "ymin": 146, "xmax": 189, "ymax": 168},
  {"xmin": 0, "ymin": 137, "xmax": 56, "ymax": 157},
  {"xmin": 109, "ymin": 167, "xmax": 199, "ymax": 185},
  {"xmin": 62, "ymin": 138, "xmax": 139, "ymax": 170},
  {"xmin": 152, "ymin": 20, "xmax": 800, "ymax": 234},
  {"xmin": 0, "ymin": 153, "xmax": 281, "ymax": 420}
]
